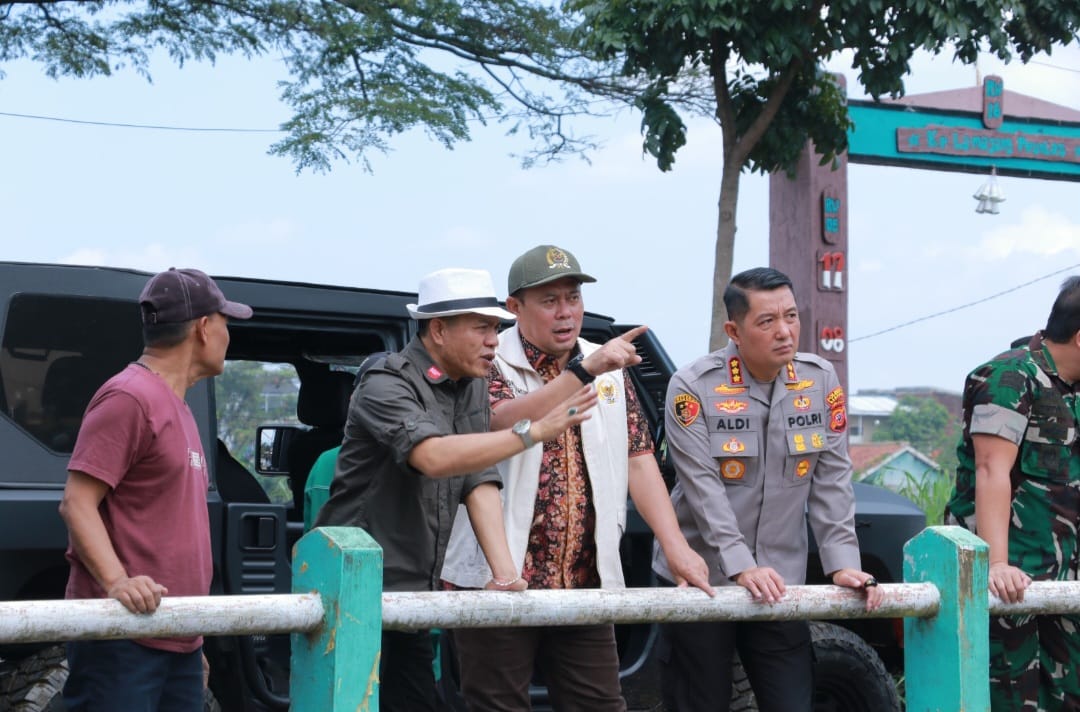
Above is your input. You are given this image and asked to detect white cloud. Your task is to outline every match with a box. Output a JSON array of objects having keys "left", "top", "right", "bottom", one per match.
[
  {"left": 975, "top": 207, "right": 1080, "bottom": 259},
  {"left": 61, "top": 244, "right": 203, "bottom": 272},
  {"left": 59, "top": 248, "right": 108, "bottom": 267}
]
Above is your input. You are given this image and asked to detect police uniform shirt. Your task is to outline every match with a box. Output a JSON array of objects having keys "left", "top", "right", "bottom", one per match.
[{"left": 653, "top": 341, "right": 861, "bottom": 586}]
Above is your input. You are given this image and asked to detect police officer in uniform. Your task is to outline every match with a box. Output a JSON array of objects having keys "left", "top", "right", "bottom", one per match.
[
  {"left": 947, "top": 276, "right": 1080, "bottom": 711},
  {"left": 654, "top": 267, "right": 883, "bottom": 712}
]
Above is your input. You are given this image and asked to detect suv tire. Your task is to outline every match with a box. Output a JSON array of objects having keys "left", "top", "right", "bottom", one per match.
[
  {"left": 728, "top": 622, "right": 901, "bottom": 712},
  {"left": 809, "top": 622, "right": 900, "bottom": 712},
  {"left": 0, "top": 645, "right": 67, "bottom": 712},
  {"left": 0, "top": 645, "right": 224, "bottom": 712}
]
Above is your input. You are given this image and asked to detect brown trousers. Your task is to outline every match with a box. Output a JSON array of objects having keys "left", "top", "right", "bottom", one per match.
[{"left": 451, "top": 624, "right": 627, "bottom": 712}]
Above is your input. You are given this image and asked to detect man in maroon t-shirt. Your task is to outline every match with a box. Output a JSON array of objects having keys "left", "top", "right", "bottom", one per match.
[{"left": 59, "top": 268, "right": 251, "bottom": 712}]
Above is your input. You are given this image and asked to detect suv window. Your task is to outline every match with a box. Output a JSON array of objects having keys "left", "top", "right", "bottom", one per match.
[
  {"left": 215, "top": 360, "right": 301, "bottom": 505},
  {"left": 0, "top": 294, "right": 141, "bottom": 453}
]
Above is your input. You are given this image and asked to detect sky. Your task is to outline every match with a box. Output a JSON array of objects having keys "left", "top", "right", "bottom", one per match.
[{"left": 2, "top": 36, "right": 1079, "bottom": 395}]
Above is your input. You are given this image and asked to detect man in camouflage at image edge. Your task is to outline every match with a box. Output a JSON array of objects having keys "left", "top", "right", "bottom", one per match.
[{"left": 947, "top": 276, "right": 1080, "bottom": 712}]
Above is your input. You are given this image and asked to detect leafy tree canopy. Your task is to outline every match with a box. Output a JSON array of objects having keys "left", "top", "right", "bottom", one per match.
[
  {"left": 0, "top": 0, "right": 629, "bottom": 170},
  {"left": 568, "top": 0, "right": 1080, "bottom": 347},
  {"left": 872, "top": 395, "right": 960, "bottom": 469},
  {"left": 573, "top": 0, "right": 1080, "bottom": 172}
]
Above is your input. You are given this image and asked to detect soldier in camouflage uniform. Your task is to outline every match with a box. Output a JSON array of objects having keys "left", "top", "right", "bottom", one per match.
[{"left": 947, "top": 276, "right": 1080, "bottom": 712}]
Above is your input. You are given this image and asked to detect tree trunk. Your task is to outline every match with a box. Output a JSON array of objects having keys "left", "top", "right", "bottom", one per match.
[{"left": 709, "top": 158, "right": 742, "bottom": 351}]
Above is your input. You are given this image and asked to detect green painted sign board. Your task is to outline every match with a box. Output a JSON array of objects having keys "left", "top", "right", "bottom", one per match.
[{"left": 847, "top": 100, "right": 1080, "bottom": 181}]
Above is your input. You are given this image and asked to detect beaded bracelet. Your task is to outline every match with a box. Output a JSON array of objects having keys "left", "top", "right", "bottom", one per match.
[{"left": 489, "top": 576, "right": 522, "bottom": 588}]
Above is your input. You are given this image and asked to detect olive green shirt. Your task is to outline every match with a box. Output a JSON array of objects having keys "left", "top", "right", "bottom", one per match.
[{"left": 313, "top": 337, "right": 501, "bottom": 592}]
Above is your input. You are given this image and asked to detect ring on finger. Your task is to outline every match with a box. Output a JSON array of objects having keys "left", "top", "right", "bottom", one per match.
[{"left": 568, "top": 407, "right": 578, "bottom": 416}]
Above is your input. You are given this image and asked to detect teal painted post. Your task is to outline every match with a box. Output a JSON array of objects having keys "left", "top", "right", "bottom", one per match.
[
  {"left": 904, "top": 525, "right": 989, "bottom": 711},
  {"left": 291, "top": 527, "right": 383, "bottom": 711}
]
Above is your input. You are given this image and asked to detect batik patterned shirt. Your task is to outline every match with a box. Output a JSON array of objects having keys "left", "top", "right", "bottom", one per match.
[{"left": 488, "top": 335, "right": 653, "bottom": 589}]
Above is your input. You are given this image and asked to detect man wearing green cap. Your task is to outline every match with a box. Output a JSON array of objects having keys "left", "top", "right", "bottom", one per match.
[{"left": 442, "top": 246, "right": 712, "bottom": 711}]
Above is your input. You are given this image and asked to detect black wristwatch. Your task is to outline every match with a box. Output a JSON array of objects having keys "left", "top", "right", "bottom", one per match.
[
  {"left": 566, "top": 353, "right": 595, "bottom": 385},
  {"left": 512, "top": 419, "right": 536, "bottom": 449}
]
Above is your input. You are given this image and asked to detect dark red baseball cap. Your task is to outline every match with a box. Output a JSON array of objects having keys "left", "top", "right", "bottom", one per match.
[{"left": 139, "top": 268, "right": 253, "bottom": 325}]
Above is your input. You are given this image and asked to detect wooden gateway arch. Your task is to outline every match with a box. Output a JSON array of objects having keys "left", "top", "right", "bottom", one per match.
[{"left": 769, "top": 75, "right": 1080, "bottom": 394}]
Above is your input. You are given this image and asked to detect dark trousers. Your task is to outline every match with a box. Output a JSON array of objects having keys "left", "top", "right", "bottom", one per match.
[
  {"left": 659, "top": 618, "right": 813, "bottom": 712},
  {"left": 452, "top": 624, "right": 626, "bottom": 712},
  {"left": 380, "top": 629, "right": 439, "bottom": 712},
  {"left": 64, "top": 639, "right": 203, "bottom": 712}
]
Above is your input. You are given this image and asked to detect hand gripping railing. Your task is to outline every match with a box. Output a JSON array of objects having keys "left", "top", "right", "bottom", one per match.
[{"left": 4, "top": 526, "right": 1076, "bottom": 711}]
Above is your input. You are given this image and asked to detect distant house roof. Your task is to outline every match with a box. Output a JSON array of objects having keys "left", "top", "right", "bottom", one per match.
[
  {"left": 851, "top": 441, "right": 942, "bottom": 481},
  {"left": 849, "top": 395, "right": 898, "bottom": 417},
  {"left": 850, "top": 441, "right": 905, "bottom": 474}
]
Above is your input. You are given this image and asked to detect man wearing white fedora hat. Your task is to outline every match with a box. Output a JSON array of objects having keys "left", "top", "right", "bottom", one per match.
[{"left": 314, "top": 267, "right": 593, "bottom": 711}]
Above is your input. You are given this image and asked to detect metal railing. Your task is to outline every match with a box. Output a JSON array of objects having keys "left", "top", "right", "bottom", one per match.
[{"left": 3, "top": 526, "right": 1069, "bottom": 711}]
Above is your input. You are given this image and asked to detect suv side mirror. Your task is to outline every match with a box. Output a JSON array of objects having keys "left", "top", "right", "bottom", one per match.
[{"left": 256, "top": 425, "right": 302, "bottom": 476}]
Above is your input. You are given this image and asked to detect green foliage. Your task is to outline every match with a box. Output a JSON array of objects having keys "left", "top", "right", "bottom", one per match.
[
  {"left": 567, "top": 0, "right": 1080, "bottom": 350},
  {"left": 896, "top": 468, "right": 956, "bottom": 527},
  {"left": 570, "top": 0, "right": 1080, "bottom": 172},
  {"left": 872, "top": 395, "right": 960, "bottom": 471},
  {"left": 0, "top": 0, "right": 629, "bottom": 171}
]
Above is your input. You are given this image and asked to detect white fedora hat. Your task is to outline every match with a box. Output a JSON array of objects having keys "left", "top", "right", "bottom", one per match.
[{"left": 406, "top": 268, "right": 516, "bottom": 321}]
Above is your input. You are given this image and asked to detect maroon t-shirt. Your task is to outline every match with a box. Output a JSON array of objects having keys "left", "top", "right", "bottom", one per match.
[{"left": 65, "top": 363, "right": 212, "bottom": 653}]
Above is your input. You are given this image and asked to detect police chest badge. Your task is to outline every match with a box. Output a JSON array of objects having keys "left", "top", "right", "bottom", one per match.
[
  {"left": 722, "top": 436, "right": 746, "bottom": 454},
  {"left": 714, "top": 399, "right": 748, "bottom": 414},
  {"left": 720, "top": 459, "right": 746, "bottom": 480},
  {"left": 673, "top": 393, "right": 701, "bottom": 428}
]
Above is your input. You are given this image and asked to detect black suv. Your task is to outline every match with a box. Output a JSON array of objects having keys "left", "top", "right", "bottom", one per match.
[{"left": 0, "top": 261, "right": 924, "bottom": 711}]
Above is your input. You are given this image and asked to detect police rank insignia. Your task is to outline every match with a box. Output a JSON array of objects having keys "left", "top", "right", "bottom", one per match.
[
  {"left": 786, "top": 363, "right": 798, "bottom": 382},
  {"left": 714, "top": 399, "right": 748, "bottom": 414},
  {"left": 720, "top": 460, "right": 746, "bottom": 480},
  {"left": 795, "top": 459, "right": 811, "bottom": 478},
  {"left": 728, "top": 357, "right": 744, "bottom": 384},
  {"left": 722, "top": 436, "right": 746, "bottom": 454},
  {"left": 596, "top": 377, "right": 619, "bottom": 404},
  {"left": 714, "top": 383, "right": 748, "bottom": 395},
  {"left": 673, "top": 393, "right": 701, "bottom": 428}
]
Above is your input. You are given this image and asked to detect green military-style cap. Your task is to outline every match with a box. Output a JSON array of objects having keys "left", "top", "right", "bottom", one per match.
[{"left": 507, "top": 245, "right": 597, "bottom": 295}]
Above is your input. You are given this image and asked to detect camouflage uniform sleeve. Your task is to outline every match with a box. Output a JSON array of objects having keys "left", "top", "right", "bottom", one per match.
[{"left": 966, "top": 361, "right": 1031, "bottom": 446}]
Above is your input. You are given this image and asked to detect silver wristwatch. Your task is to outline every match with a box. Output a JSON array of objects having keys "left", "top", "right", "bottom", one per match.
[{"left": 512, "top": 419, "right": 536, "bottom": 449}]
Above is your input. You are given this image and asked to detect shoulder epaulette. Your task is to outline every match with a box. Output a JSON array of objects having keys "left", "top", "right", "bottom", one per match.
[{"left": 684, "top": 351, "right": 727, "bottom": 379}]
